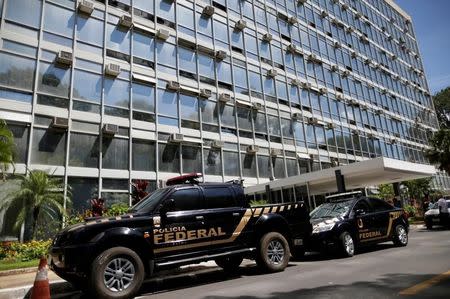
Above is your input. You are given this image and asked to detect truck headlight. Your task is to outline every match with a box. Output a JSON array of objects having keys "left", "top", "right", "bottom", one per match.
[{"left": 313, "top": 223, "right": 335, "bottom": 234}]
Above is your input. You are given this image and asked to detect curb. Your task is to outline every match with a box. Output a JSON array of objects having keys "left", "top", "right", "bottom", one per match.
[{"left": 0, "top": 267, "right": 37, "bottom": 277}]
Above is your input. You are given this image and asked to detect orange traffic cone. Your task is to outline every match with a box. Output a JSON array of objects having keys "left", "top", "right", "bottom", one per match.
[{"left": 30, "top": 257, "right": 51, "bottom": 299}]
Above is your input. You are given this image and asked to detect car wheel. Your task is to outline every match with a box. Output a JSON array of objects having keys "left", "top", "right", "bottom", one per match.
[
  {"left": 89, "top": 247, "right": 145, "bottom": 299},
  {"left": 339, "top": 232, "right": 355, "bottom": 257},
  {"left": 215, "top": 256, "right": 243, "bottom": 272},
  {"left": 393, "top": 224, "right": 408, "bottom": 247},
  {"left": 256, "top": 232, "right": 290, "bottom": 272}
]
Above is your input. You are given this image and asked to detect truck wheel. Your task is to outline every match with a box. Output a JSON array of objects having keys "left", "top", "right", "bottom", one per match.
[
  {"left": 89, "top": 247, "right": 145, "bottom": 299},
  {"left": 256, "top": 232, "right": 290, "bottom": 272},
  {"left": 215, "top": 256, "right": 243, "bottom": 272},
  {"left": 339, "top": 232, "right": 355, "bottom": 257},
  {"left": 393, "top": 224, "right": 408, "bottom": 247}
]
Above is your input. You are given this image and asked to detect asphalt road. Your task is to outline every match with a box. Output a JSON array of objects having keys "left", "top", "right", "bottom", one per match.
[{"left": 49, "top": 226, "right": 450, "bottom": 299}]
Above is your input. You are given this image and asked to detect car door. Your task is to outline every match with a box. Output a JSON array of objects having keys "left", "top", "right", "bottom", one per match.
[
  {"left": 153, "top": 187, "right": 209, "bottom": 259},
  {"left": 368, "top": 198, "right": 395, "bottom": 240},
  {"left": 352, "top": 198, "right": 375, "bottom": 244},
  {"left": 202, "top": 186, "right": 247, "bottom": 250}
]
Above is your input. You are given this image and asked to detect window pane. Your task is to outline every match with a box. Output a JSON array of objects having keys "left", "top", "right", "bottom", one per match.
[
  {"left": 68, "top": 177, "right": 98, "bottom": 212},
  {"left": 200, "top": 100, "right": 218, "bottom": 124},
  {"left": 104, "top": 78, "right": 130, "bottom": 108},
  {"left": 132, "top": 82, "right": 154, "bottom": 112},
  {"left": 5, "top": 0, "right": 41, "bottom": 28},
  {"left": 159, "top": 143, "right": 180, "bottom": 173},
  {"left": 171, "top": 188, "right": 202, "bottom": 211},
  {"left": 180, "top": 94, "right": 199, "bottom": 121},
  {"left": 258, "top": 155, "right": 270, "bottom": 178},
  {"left": 204, "top": 148, "right": 221, "bottom": 175},
  {"left": 102, "top": 137, "right": 129, "bottom": 169},
  {"left": 223, "top": 151, "right": 239, "bottom": 176},
  {"left": 241, "top": 154, "right": 256, "bottom": 177},
  {"left": 205, "top": 187, "right": 235, "bottom": 208},
  {"left": 73, "top": 70, "right": 102, "bottom": 103},
  {"left": 69, "top": 133, "right": 99, "bottom": 167},
  {"left": 9, "top": 124, "right": 29, "bottom": 163},
  {"left": 182, "top": 145, "right": 201, "bottom": 173},
  {"left": 107, "top": 24, "right": 131, "bottom": 54},
  {"left": 37, "top": 62, "right": 71, "bottom": 98},
  {"left": 77, "top": 17, "right": 104, "bottom": 46},
  {"left": 132, "top": 139, "right": 155, "bottom": 171},
  {"left": 133, "top": 32, "right": 154, "bottom": 61},
  {"left": 44, "top": 3, "right": 74, "bottom": 38},
  {"left": 0, "top": 53, "right": 35, "bottom": 91},
  {"left": 31, "top": 128, "right": 66, "bottom": 166},
  {"left": 157, "top": 89, "right": 178, "bottom": 117}
]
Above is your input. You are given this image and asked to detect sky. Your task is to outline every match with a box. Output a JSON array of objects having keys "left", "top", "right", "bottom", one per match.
[{"left": 395, "top": 0, "right": 450, "bottom": 94}]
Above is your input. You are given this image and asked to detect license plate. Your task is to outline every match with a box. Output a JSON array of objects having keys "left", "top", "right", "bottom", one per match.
[
  {"left": 432, "top": 218, "right": 440, "bottom": 223},
  {"left": 294, "top": 239, "right": 303, "bottom": 246}
]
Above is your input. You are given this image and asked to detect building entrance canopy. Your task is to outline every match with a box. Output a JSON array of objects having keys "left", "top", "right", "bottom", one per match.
[{"left": 244, "top": 157, "right": 436, "bottom": 196}]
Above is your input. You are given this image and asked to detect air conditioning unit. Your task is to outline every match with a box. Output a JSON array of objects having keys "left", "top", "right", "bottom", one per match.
[
  {"left": 351, "top": 51, "right": 357, "bottom": 58},
  {"left": 287, "top": 43, "right": 297, "bottom": 53},
  {"left": 381, "top": 88, "right": 388, "bottom": 94},
  {"left": 301, "top": 82, "right": 312, "bottom": 89},
  {"left": 105, "top": 63, "right": 121, "bottom": 77},
  {"left": 320, "top": 10, "right": 328, "bottom": 18},
  {"left": 267, "top": 69, "right": 278, "bottom": 78},
  {"left": 55, "top": 51, "right": 73, "bottom": 67},
  {"left": 393, "top": 74, "right": 400, "bottom": 81},
  {"left": 235, "top": 19, "right": 247, "bottom": 31},
  {"left": 156, "top": 28, "right": 170, "bottom": 40},
  {"left": 319, "top": 87, "right": 327, "bottom": 95},
  {"left": 200, "top": 89, "right": 212, "bottom": 98},
  {"left": 308, "top": 117, "right": 319, "bottom": 125},
  {"left": 118, "top": 15, "right": 133, "bottom": 29},
  {"left": 375, "top": 109, "right": 383, "bottom": 115},
  {"left": 355, "top": 12, "right": 363, "bottom": 19},
  {"left": 348, "top": 99, "right": 359, "bottom": 107},
  {"left": 270, "top": 148, "right": 281, "bottom": 156},
  {"left": 291, "top": 78, "right": 301, "bottom": 86},
  {"left": 336, "top": 93, "right": 344, "bottom": 101},
  {"left": 103, "top": 123, "right": 119, "bottom": 136},
  {"left": 364, "top": 58, "right": 371, "bottom": 65},
  {"left": 390, "top": 138, "right": 397, "bottom": 144},
  {"left": 331, "top": 65, "right": 339, "bottom": 72},
  {"left": 78, "top": 0, "right": 94, "bottom": 15},
  {"left": 307, "top": 53, "right": 320, "bottom": 63},
  {"left": 211, "top": 140, "right": 224, "bottom": 148},
  {"left": 166, "top": 81, "right": 180, "bottom": 91},
  {"left": 333, "top": 41, "right": 341, "bottom": 48},
  {"left": 367, "top": 133, "right": 375, "bottom": 139},
  {"left": 219, "top": 93, "right": 231, "bottom": 102},
  {"left": 246, "top": 145, "right": 259, "bottom": 154},
  {"left": 327, "top": 123, "right": 336, "bottom": 130},
  {"left": 169, "top": 133, "right": 184, "bottom": 143},
  {"left": 360, "top": 35, "right": 369, "bottom": 44},
  {"left": 51, "top": 117, "right": 69, "bottom": 129},
  {"left": 288, "top": 16, "right": 298, "bottom": 25},
  {"left": 263, "top": 33, "right": 273, "bottom": 42},
  {"left": 297, "top": 0, "right": 307, "bottom": 4},
  {"left": 202, "top": 5, "right": 215, "bottom": 17},
  {"left": 346, "top": 26, "right": 354, "bottom": 33},
  {"left": 252, "top": 102, "right": 263, "bottom": 110},
  {"left": 342, "top": 70, "right": 350, "bottom": 77},
  {"left": 292, "top": 113, "right": 302, "bottom": 120},
  {"left": 387, "top": 34, "right": 393, "bottom": 41},
  {"left": 352, "top": 129, "right": 361, "bottom": 135},
  {"left": 391, "top": 54, "right": 397, "bottom": 60},
  {"left": 215, "top": 50, "right": 227, "bottom": 60},
  {"left": 341, "top": 3, "right": 349, "bottom": 10}
]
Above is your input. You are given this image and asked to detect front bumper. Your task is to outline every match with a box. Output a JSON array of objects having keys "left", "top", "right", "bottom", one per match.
[
  {"left": 49, "top": 243, "right": 96, "bottom": 280},
  {"left": 306, "top": 231, "right": 339, "bottom": 252}
]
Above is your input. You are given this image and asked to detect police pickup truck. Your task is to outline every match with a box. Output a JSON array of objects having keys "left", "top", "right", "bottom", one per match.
[{"left": 50, "top": 174, "right": 311, "bottom": 299}]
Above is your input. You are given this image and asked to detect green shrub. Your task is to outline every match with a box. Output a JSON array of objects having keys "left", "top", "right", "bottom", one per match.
[
  {"left": 250, "top": 199, "right": 269, "bottom": 207},
  {"left": 404, "top": 204, "right": 417, "bottom": 218},
  {"left": 0, "top": 240, "right": 52, "bottom": 262},
  {"left": 104, "top": 203, "right": 130, "bottom": 217}
]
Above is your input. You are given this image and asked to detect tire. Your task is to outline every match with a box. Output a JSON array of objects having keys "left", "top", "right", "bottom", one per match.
[
  {"left": 291, "top": 247, "right": 305, "bottom": 260},
  {"left": 89, "top": 247, "right": 145, "bottom": 299},
  {"left": 338, "top": 232, "right": 355, "bottom": 257},
  {"left": 393, "top": 224, "right": 408, "bottom": 247},
  {"left": 256, "top": 232, "right": 290, "bottom": 273},
  {"left": 215, "top": 255, "right": 243, "bottom": 272},
  {"left": 425, "top": 221, "right": 433, "bottom": 230}
]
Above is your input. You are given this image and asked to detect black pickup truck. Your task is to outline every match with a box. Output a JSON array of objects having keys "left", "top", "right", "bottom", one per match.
[{"left": 50, "top": 174, "right": 311, "bottom": 299}]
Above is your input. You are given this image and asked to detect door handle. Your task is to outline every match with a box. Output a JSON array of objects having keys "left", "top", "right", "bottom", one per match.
[
  {"left": 196, "top": 216, "right": 204, "bottom": 220},
  {"left": 232, "top": 213, "right": 241, "bottom": 217}
]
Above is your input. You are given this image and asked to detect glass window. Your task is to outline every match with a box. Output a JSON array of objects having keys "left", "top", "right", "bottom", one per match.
[
  {"left": 182, "top": 145, "right": 201, "bottom": 173},
  {"left": 5, "top": 0, "right": 41, "bottom": 28},
  {"left": 0, "top": 53, "right": 35, "bottom": 91},
  {"left": 134, "top": 0, "right": 154, "bottom": 14},
  {"left": 180, "top": 94, "right": 199, "bottom": 121},
  {"left": 37, "top": 62, "right": 71, "bottom": 98},
  {"left": 273, "top": 157, "right": 286, "bottom": 178},
  {"left": 44, "top": 3, "right": 74, "bottom": 38},
  {"left": 258, "top": 155, "right": 271, "bottom": 178},
  {"left": 107, "top": 24, "right": 131, "bottom": 54},
  {"left": 133, "top": 31, "right": 154, "bottom": 61},
  {"left": 104, "top": 78, "right": 130, "bottom": 108},
  {"left": 69, "top": 133, "right": 99, "bottom": 167},
  {"left": 157, "top": 89, "right": 178, "bottom": 118},
  {"left": 223, "top": 151, "right": 239, "bottom": 176},
  {"left": 159, "top": 143, "right": 180, "bottom": 173},
  {"left": 132, "top": 139, "right": 155, "bottom": 171},
  {"left": 268, "top": 115, "right": 281, "bottom": 136},
  {"left": 158, "top": 0, "right": 175, "bottom": 22},
  {"left": 217, "top": 61, "right": 232, "bottom": 84},
  {"left": 286, "top": 159, "right": 298, "bottom": 177},
  {"left": 241, "top": 154, "right": 256, "bottom": 177},
  {"left": 31, "top": 128, "right": 66, "bottom": 166},
  {"left": 68, "top": 177, "right": 98, "bottom": 212},
  {"left": 237, "top": 107, "right": 252, "bottom": 131},
  {"left": 132, "top": 82, "right": 154, "bottom": 112},
  {"left": 156, "top": 42, "right": 176, "bottom": 67},
  {"left": 8, "top": 124, "right": 29, "bottom": 163},
  {"left": 205, "top": 187, "right": 236, "bottom": 209},
  {"left": 220, "top": 104, "right": 236, "bottom": 127},
  {"left": 177, "top": 5, "right": 194, "bottom": 29},
  {"left": 170, "top": 188, "right": 202, "bottom": 211},
  {"left": 102, "top": 137, "right": 129, "bottom": 169},
  {"left": 204, "top": 148, "right": 221, "bottom": 175},
  {"left": 198, "top": 54, "right": 215, "bottom": 79},
  {"left": 73, "top": 70, "right": 102, "bottom": 103},
  {"left": 200, "top": 100, "right": 218, "bottom": 125},
  {"left": 254, "top": 112, "right": 267, "bottom": 134},
  {"left": 178, "top": 47, "right": 197, "bottom": 73}
]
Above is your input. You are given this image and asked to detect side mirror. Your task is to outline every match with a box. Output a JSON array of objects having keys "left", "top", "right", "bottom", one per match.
[
  {"left": 160, "top": 198, "right": 175, "bottom": 216},
  {"left": 355, "top": 209, "right": 366, "bottom": 216}
]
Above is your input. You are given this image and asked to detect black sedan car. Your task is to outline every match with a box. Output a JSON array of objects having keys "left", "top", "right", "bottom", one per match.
[{"left": 307, "top": 193, "right": 409, "bottom": 257}]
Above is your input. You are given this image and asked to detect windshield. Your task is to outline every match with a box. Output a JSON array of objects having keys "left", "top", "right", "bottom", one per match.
[
  {"left": 130, "top": 188, "right": 171, "bottom": 214},
  {"left": 310, "top": 200, "right": 353, "bottom": 219}
]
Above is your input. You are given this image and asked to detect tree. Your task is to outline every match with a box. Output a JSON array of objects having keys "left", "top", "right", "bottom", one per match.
[
  {"left": 0, "top": 120, "right": 15, "bottom": 181},
  {"left": 432, "top": 87, "right": 450, "bottom": 128},
  {"left": 0, "top": 170, "right": 70, "bottom": 241},
  {"left": 403, "top": 178, "right": 433, "bottom": 200},
  {"left": 425, "top": 129, "right": 450, "bottom": 174},
  {"left": 375, "top": 184, "right": 394, "bottom": 200}
]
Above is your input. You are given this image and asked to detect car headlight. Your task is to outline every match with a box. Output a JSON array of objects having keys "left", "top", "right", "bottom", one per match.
[{"left": 312, "top": 223, "right": 335, "bottom": 234}]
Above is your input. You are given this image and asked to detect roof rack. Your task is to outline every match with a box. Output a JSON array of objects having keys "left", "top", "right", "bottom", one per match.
[
  {"left": 325, "top": 191, "right": 363, "bottom": 201},
  {"left": 166, "top": 173, "right": 203, "bottom": 186}
]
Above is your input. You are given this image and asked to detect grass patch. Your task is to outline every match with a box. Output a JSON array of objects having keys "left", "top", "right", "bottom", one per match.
[{"left": 0, "top": 259, "right": 40, "bottom": 272}]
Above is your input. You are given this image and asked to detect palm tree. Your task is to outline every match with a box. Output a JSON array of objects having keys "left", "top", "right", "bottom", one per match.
[
  {"left": 0, "top": 119, "right": 15, "bottom": 181},
  {"left": 0, "top": 170, "right": 70, "bottom": 240}
]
